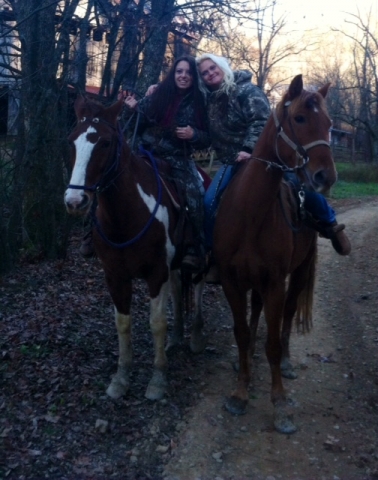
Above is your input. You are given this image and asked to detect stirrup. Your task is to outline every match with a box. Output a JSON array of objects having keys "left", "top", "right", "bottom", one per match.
[
  {"left": 205, "top": 265, "right": 221, "bottom": 285},
  {"left": 182, "top": 254, "right": 203, "bottom": 272}
]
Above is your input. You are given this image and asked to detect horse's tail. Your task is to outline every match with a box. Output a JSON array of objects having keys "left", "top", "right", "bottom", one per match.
[{"left": 295, "top": 242, "right": 317, "bottom": 333}]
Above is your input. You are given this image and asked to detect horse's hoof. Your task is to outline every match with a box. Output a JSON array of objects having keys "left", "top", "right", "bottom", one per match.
[
  {"left": 281, "top": 367, "right": 298, "bottom": 379},
  {"left": 224, "top": 395, "right": 248, "bottom": 415},
  {"left": 274, "top": 404, "right": 297, "bottom": 434},
  {"left": 281, "top": 359, "right": 298, "bottom": 379},
  {"left": 190, "top": 333, "right": 206, "bottom": 354},
  {"left": 106, "top": 380, "right": 129, "bottom": 399},
  {"left": 145, "top": 370, "right": 167, "bottom": 401}
]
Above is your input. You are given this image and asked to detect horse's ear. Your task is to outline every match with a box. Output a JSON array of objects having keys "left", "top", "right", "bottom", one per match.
[
  {"left": 104, "top": 99, "right": 124, "bottom": 126},
  {"left": 74, "top": 96, "right": 87, "bottom": 118},
  {"left": 287, "top": 75, "right": 303, "bottom": 101},
  {"left": 318, "top": 82, "right": 331, "bottom": 99}
]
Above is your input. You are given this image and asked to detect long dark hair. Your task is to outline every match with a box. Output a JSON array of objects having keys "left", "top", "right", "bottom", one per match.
[{"left": 146, "top": 55, "right": 207, "bottom": 129}]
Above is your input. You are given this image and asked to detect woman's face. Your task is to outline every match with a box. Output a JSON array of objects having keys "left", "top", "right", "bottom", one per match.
[
  {"left": 198, "top": 59, "right": 225, "bottom": 90},
  {"left": 174, "top": 61, "right": 193, "bottom": 91}
]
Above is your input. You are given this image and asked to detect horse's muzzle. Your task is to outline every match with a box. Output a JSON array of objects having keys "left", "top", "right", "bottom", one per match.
[
  {"left": 302, "top": 164, "right": 337, "bottom": 193},
  {"left": 64, "top": 190, "right": 91, "bottom": 216}
]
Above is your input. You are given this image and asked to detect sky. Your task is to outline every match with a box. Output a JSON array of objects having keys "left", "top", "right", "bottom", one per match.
[{"left": 277, "top": 0, "right": 377, "bottom": 32}]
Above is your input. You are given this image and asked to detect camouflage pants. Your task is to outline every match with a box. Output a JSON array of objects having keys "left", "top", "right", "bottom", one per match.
[{"left": 164, "top": 155, "right": 205, "bottom": 250}]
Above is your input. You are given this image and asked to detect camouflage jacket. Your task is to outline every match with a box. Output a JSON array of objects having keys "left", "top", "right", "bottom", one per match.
[
  {"left": 206, "top": 70, "right": 271, "bottom": 163},
  {"left": 125, "top": 91, "right": 210, "bottom": 158}
]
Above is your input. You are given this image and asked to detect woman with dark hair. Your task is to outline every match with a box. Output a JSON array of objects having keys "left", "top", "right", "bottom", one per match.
[{"left": 124, "top": 55, "right": 210, "bottom": 271}]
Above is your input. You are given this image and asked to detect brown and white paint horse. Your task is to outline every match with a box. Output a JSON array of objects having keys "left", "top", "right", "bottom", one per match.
[
  {"left": 64, "top": 97, "right": 205, "bottom": 401},
  {"left": 214, "top": 75, "right": 336, "bottom": 433}
]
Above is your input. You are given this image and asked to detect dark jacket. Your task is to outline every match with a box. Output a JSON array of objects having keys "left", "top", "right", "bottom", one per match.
[
  {"left": 127, "top": 90, "right": 210, "bottom": 157},
  {"left": 206, "top": 70, "right": 271, "bottom": 163}
]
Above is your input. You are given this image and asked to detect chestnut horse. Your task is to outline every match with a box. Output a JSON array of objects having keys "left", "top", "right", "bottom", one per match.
[
  {"left": 64, "top": 97, "right": 206, "bottom": 401},
  {"left": 214, "top": 75, "right": 336, "bottom": 434}
]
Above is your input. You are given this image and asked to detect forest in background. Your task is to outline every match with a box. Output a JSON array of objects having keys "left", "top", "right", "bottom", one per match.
[{"left": 0, "top": 0, "right": 377, "bottom": 273}]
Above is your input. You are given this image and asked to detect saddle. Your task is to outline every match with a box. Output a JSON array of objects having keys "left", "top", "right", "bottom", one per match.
[{"left": 139, "top": 151, "right": 211, "bottom": 266}]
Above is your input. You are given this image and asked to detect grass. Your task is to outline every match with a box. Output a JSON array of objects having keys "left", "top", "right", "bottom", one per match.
[
  {"left": 330, "top": 162, "right": 378, "bottom": 199},
  {"left": 330, "top": 181, "right": 378, "bottom": 199}
]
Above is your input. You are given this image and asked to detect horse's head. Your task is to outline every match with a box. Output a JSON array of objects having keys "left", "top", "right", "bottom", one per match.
[
  {"left": 274, "top": 74, "right": 336, "bottom": 193},
  {"left": 64, "top": 96, "right": 124, "bottom": 216}
]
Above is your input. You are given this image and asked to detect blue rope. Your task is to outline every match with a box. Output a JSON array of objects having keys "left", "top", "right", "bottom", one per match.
[{"left": 92, "top": 145, "right": 162, "bottom": 249}]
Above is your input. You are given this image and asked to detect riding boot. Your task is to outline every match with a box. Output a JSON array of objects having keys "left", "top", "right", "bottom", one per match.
[
  {"left": 320, "top": 222, "right": 351, "bottom": 256},
  {"left": 80, "top": 230, "right": 95, "bottom": 258},
  {"left": 204, "top": 252, "right": 221, "bottom": 285},
  {"left": 182, "top": 241, "right": 206, "bottom": 273}
]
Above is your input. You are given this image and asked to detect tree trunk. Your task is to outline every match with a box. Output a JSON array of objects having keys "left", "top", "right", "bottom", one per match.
[{"left": 136, "top": 0, "right": 175, "bottom": 94}]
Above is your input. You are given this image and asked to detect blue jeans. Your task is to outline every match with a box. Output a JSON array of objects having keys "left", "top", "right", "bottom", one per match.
[
  {"left": 204, "top": 164, "right": 236, "bottom": 251},
  {"left": 304, "top": 190, "right": 336, "bottom": 224},
  {"left": 284, "top": 172, "right": 336, "bottom": 225}
]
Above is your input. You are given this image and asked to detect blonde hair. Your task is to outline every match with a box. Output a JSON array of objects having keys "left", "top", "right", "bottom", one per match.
[{"left": 196, "top": 53, "right": 235, "bottom": 96}]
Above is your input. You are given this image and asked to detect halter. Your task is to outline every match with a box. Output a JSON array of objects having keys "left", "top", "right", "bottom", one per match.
[
  {"left": 67, "top": 118, "right": 122, "bottom": 194},
  {"left": 250, "top": 104, "right": 330, "bottom": 173},
  {"left": 271, "top": 103, "right": 331, "bottom": 172},
  {"left": 250, "top": 102, "right": 331, "bottom": 232},
  {"left": 67, "top": 119, "right": 162, "bottom": 249}
]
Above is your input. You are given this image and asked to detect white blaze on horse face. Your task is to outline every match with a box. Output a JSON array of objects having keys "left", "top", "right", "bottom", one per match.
[
  {"left": 64, "top": 126, "right": 98, "bottom": 206},
  {"left": 136, "top": 184, "right": 175, "bottom": 265}
]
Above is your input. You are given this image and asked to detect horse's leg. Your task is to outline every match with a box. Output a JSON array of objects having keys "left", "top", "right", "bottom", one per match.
[
  {"left": 281, "top": 274, "right": 301, "bottom": 380},
  {"left": 190, "top": 278, "right": 206, "bottom": 353},
  {"left": 250, "top": 289, "right": 263, "bottom": 357},
  {"left": 222, "top": 280, "right": 250, "bottom": 415},
  {"left": 166, "top": 270, "right": 184, "bottom": 353},
  {"left": 145, "top": 280, "right": 170, "bottom": 401},
  {"left": 167, "top": 272, "right": 205, "bottom": 354},
  {"left": 230, "top": 289, "right": 262, "bottom": 375},
  {"left": 263, "top": 282, "right": 296, "bottom": 434},
  {"left": 106, "top": 282, "right": 133, "bottom": 399}
]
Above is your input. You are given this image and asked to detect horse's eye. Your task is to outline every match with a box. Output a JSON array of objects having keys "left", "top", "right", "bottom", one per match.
[
  {"left": 294, "top": 115, "right": 305, "bottom": 124},
  {"left": 80, "top": 117, "right": 86, "bottom": 123}
]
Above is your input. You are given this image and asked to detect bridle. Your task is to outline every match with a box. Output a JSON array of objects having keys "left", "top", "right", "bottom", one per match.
[
  {"left": 251, "top": 103, "right": 331, "bottom": 174},
  {"left": 66, "top": 118, "right": 162, "bottom": 249},
  {"left": 264, "top": 102, "right": 331, "bottom": 232},
  {"left": 67, "top": 118, "right": 123, "bottom": 194},
  {"left": 273, "top": 104, "right": 331, "bottom": 170}
]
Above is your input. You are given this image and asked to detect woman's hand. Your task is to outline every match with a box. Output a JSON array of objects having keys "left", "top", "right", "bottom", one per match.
[
  {"left": 176, "top": 125, "right": 194, "bottom": 140},
  {"left": 124, "top": 94, "right": 138, "bottom": 110},
  {"left": 146, "top": 84, "right": 158, "bottom": 96},
  {"left": 235, "top": 151, "right": 252, "bottom": 162}
]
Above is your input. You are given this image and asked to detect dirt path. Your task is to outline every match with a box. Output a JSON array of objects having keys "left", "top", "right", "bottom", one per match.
[
  {"left": 1, "top": 198, "right": 378, "bottom": 479},
  {"left": 163, "top": 198, "right": 378, "bottom": 480}
]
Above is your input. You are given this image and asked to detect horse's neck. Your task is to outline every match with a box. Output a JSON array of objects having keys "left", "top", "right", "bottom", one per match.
[
  {"left": 241, "top": 122, "right": 284, "bottom": 219},
  {"left": 98, "top": 150, "right": 140, "bottom": 223},
  {"left": 252, "top": 123, "right": 284, "bottom": 201}
]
